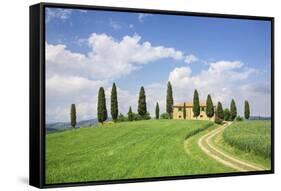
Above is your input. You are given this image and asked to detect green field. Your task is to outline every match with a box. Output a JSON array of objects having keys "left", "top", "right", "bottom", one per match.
[
  {"left": 223, "top": 121, "right": 271, "bottom": 158},
  {"left": 215, "top": 120, "right": 271, "bottom": 169},
  {"left": 46, "top": 120, "right": 235, "bottom": 184},
  {"left": 46, "top": 119, "right": 271, "bottom": 184}
]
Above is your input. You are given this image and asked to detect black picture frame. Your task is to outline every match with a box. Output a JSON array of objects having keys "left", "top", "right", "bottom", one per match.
[{"left": 30, "top": 2, "right": 275, "bottom": 189}]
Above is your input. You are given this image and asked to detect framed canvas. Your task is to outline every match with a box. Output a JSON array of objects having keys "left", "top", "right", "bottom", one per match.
[{"left": 29, "top": 2, "right": 274, "bottom": 188}]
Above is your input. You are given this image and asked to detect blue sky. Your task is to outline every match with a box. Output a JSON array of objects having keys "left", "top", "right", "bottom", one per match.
[{"left": 45, "top": 7, "right": 271, "bottom": 123}]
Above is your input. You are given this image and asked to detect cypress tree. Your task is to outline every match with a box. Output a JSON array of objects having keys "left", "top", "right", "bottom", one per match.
[
  {"left": 214, "top": 107, "right": 223, "bottom": 124},
  {"left": 97, "top": 87, "right": 107, "bottom": 124},
  {"left": 217, "top": 101, "right": 224, "bottom": 120},
  {"left": 223, "top": 108, "right": 231, "bottom": 121},
  {"left": 230, "top": 99, "right": 237, "bottom": 121},
  {"left": 70, "top": 104, "right": 76, "bottom": 128},
  {"left": 128, "top": 106, "right": 133, "bottom": 121},
  {"left": 244, "top": 100, "right": 250, "bottom": 119},
  {"left": 155, "top": 102, "right": 160, "bottom": 119},
  {"left": 138, "top": 86, "right": 147, "bottom": 117},
  {"left": 111, "top": 83, "right": 118, "bottom": 121},
  {"left": 206, "top": 94, "right": 214, "bottom": 119},
  {"left": 193, "top": 89, "right": 200, "bottom": 119},
  {"left": 166, "top": 81, "right": 174, "bottom": 119},
  {"left": 183, "top": 102, "right": 186, "bottom": 119}
]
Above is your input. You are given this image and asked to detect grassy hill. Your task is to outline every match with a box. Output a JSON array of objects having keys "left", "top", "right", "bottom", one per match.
[{"left": 46, "top": 120, "right": 235, "bottom": 184}]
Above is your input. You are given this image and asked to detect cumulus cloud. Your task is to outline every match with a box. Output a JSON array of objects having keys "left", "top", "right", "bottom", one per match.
[
  {"left": 46, "top": 8, "right": 72, "bottom": 22},
  {"left": 184, "top": 54, "right": 199, "bottom": 64},
  {"left": 239, "top": 83, "right": 271, "bottom": 116},
  {"left": 46, "top": 75, "right": 106, "bottom": 122},
  {"left": 109, "top": 19, "right": 122, "bottom": 30},
  {"left": 168, "top": 61, "right": 269, "bottom": 116},
  {"left": 46, "top": 33, "right": 185, "bottom": 79},
  {"left": 145, "top": 83, "right": 166, "bottom": 116},
  {"left": 46, "top": 75, "right": 104, "bottom": 96},
  {"left": 46, "top": 33, "right": 188, "bottom": 122},
  {"left": 46, "top": 33, "right": 270, "bottom": 122},
  {"left": 105, "top": 87, "right": 138, "bottom": 115}
]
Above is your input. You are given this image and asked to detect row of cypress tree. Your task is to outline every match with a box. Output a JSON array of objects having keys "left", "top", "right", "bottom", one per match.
[
  {"left": 96, "top": 82, "right": 175, "bottom": 123},
  {"left": 191, "top": 89, "right": 250, "bottom": 123},
  {"left": 96, "top": 84, "right": 149, "bottom": 124},
  {"left": 69, "top": 82, "right": 250, "bottom": 127}
]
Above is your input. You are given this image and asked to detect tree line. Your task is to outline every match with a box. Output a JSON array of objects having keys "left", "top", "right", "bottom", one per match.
[
  {"left": 96, "top": 82, "right": 174, "bottom": 124},
  {"left": 69, "top": 82, "right": 250, "bottom": 127},
  {"left": 191, "top": 89, "right": 250, "bottom": 124}
]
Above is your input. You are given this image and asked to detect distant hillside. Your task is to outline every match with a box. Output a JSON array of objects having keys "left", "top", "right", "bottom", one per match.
[
  {"left": 249, "top": 116, "right": 271, "bottom": 120},
  {"left": 46, "top": 118, "right": 98, "bottom": 132}
]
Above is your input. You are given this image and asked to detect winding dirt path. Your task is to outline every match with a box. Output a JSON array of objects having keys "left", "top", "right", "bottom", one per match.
[{"left": 198, "top": 122, "right": 265, "bottom": 171}]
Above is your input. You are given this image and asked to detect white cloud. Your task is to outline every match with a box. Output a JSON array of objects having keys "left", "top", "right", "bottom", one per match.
[
  {"left": 46, "top": 75, "right": 106, "bottom": 122},
  {"left": 46, "top": 75, "right": 104, "bottom": 96},
  {"left": 168, "top": 61, "right": 269, "bottom": 116},
  {"left": 207, "top": 61, "right": 258, "bottom": 80},
  {"left": 46, "top": 32, "right": 269, "bottom": 122},
  {"left": 138, "top": 13, "right": 151, "bottom": 22},
  {"left": 46, "top": 33, "right": 185, "bottom": 80},
  {"left": 168, "top": 67, "right": 192, "bottom": 88},
  {"left": 184, "top": 54, "right": 199, "bottom": 64},
  {"left": 105, "top": 87, "right": 138, "bottom": 115},
  {"left": 46, "top": 43, "right": 87, "bottom": 78},
  {"left": 46, "top": 59, "right": 269, "bottom": 122},
  {"left": 46, "top": 8, "right": 72, "bottom": 22},
  {"left": 209, "top": 60, "right": 242, "bottom": 72},
  {"left": 239, "top": 83, "right": 271, "bottom": 116},
  {"left": 46, "top": 33, "right": 189, "bottom": 122},
  {"left": 145, "top": 83, "right": 166, "bottom": 116},
  {"left": 109, "top": 19, "right": 122, "bottom": 30}
]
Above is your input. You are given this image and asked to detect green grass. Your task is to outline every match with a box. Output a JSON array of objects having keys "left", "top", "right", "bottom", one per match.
[
  {"left": 46, "top": 120, "right": 233, "bottom": 184},
  {"left": 212, "top": 129, "right": 270, "bottom": 169},
  {"left": 222, "top": 120, "right": 271, "bottom": 159},
  {"left": 183, "top": 124, "right": 236, "bottom": 172}
]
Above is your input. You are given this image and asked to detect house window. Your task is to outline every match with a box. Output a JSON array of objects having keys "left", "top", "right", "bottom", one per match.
[
  {"left": 201, "top": 107, "right": 205, "bottom": 111},
  {"left": 178, "top": 107, "right": 182, "bottom": 111}
]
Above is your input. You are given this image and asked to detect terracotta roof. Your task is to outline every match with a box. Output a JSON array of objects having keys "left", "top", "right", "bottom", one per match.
[{"left": 173, "top": 101, "right": 213, "bottom": 107}]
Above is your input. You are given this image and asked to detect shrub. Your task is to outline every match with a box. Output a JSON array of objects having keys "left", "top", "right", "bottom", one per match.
[
  {"left": 236, "top": 116, "right": 243, "bottom": 121},
  {"left": 185, "top": 122, "right": 213, "bottom": 139},
  {"left": 133, "top": 113, "right": 142, "bottom": 121},
  {"left": 117, "top": 113, "right": 128, "bottom": 122},
  {"left": 215, "top": 116, "right": 223, "bottom": 124},
  {"left": 160, "top": 112, "right": 169, "bottom": 119},
  {"left": 118, "top": 112, "right": 151, "bottom": 122},
  {"left": 143, "top": 112, "right": 151, "bottom": 120},
  {"left": 223, "top": 108, "right": 231, "bottom": 121}
]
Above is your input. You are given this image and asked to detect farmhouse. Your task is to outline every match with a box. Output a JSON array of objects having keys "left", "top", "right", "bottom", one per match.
[{"left": 173, "top": 101, "right": 215, "bottom": 121}]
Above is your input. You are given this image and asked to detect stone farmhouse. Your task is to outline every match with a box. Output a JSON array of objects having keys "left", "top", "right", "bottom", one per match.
[{"left": 173, "top": 101, "right": 215, "bottom": 121}]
